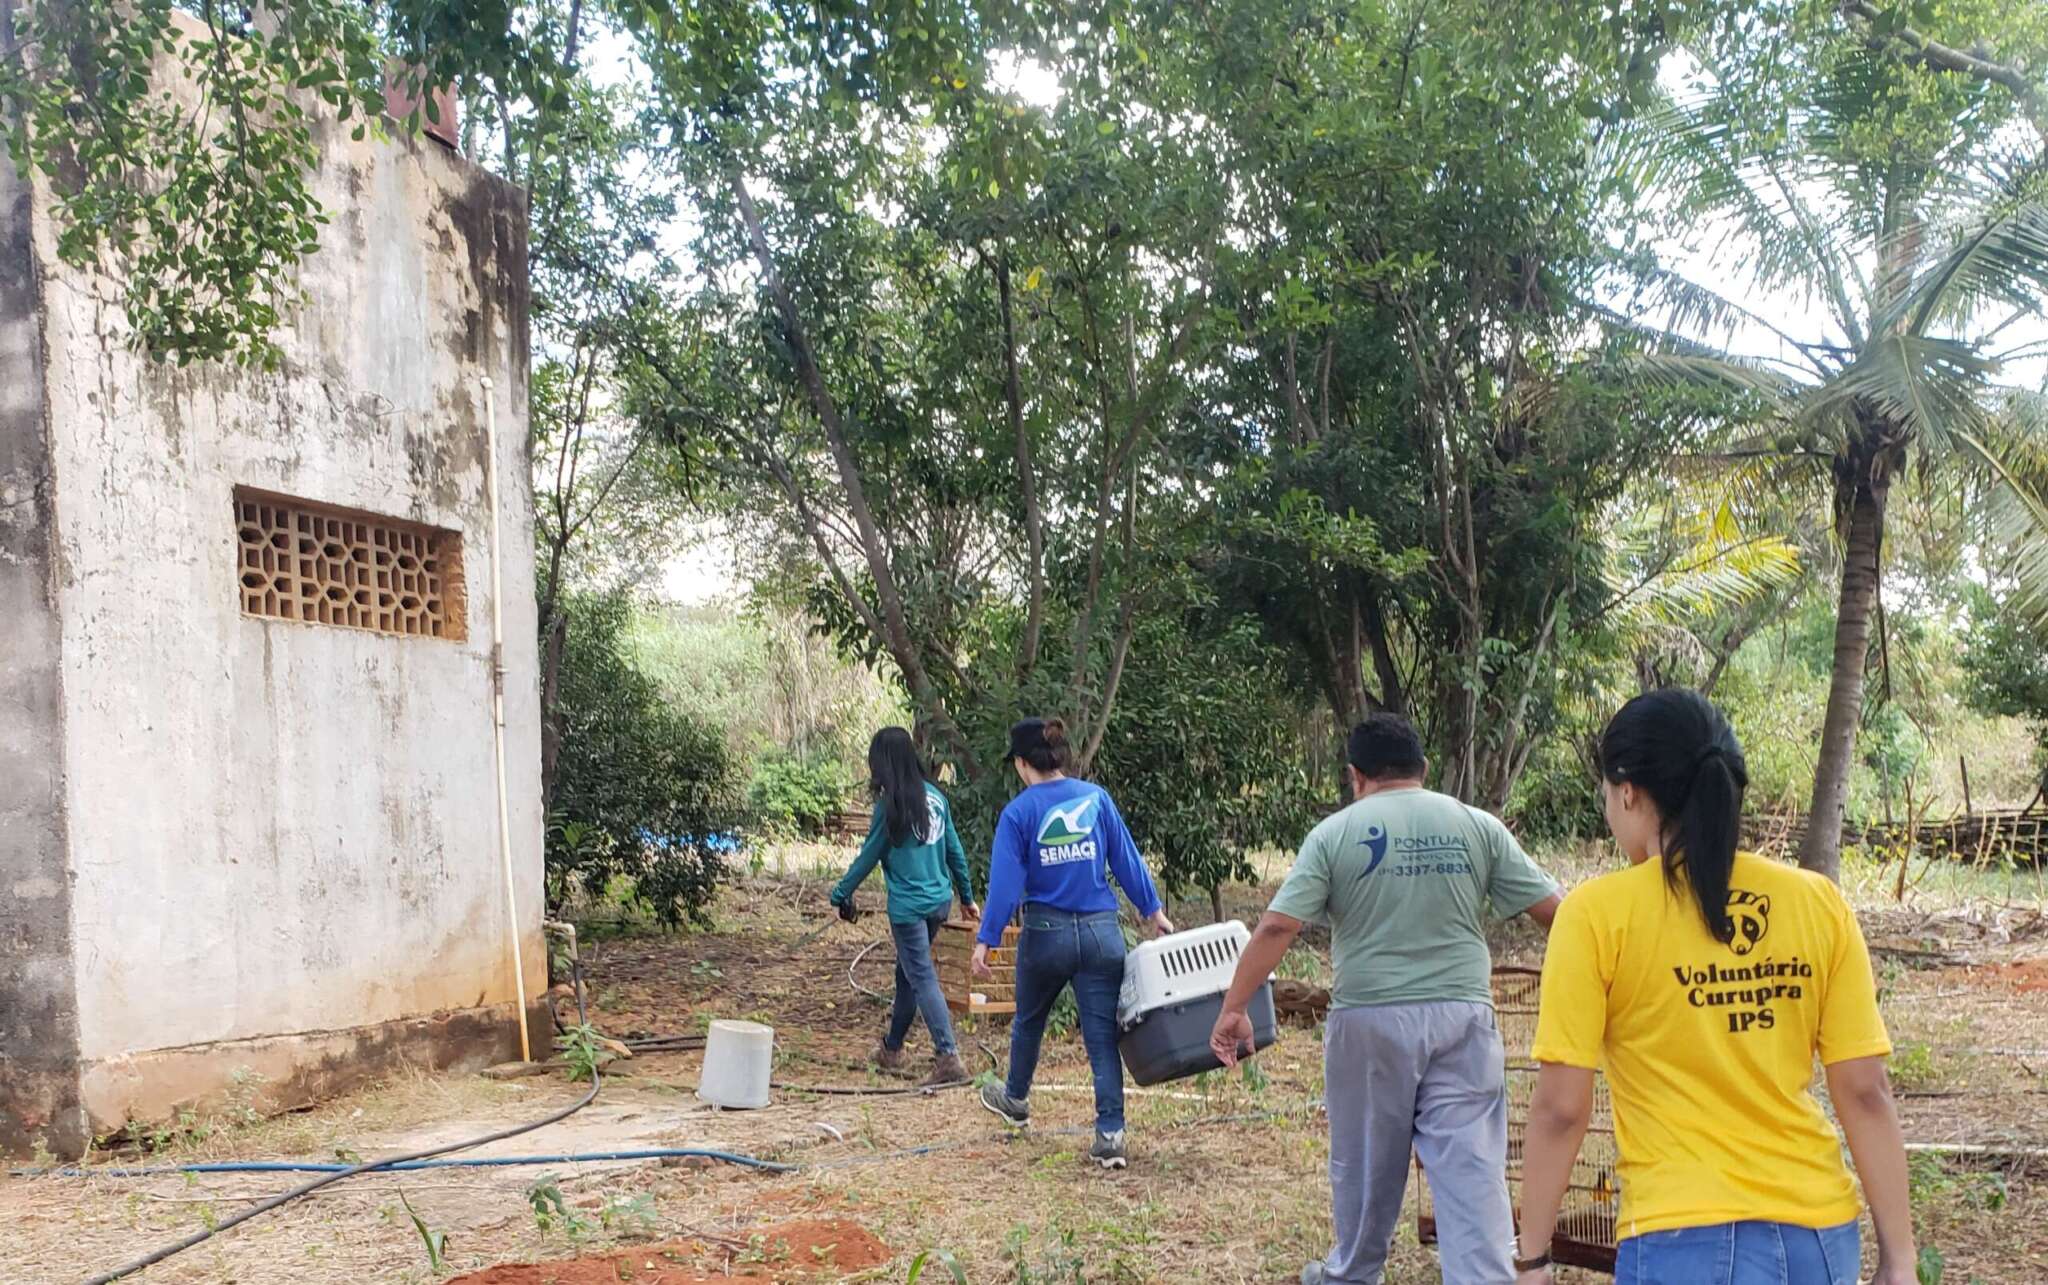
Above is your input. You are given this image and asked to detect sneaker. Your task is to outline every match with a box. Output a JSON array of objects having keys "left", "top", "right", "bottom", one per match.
[
  {"left": 978, "top": 1081, "right": 1030, "bottom": 1128},
  {"left": 923, "top": 1053, "right": 970, "bottom": 1087},
  {"left": 1089, "top": 1129, "right": 1127, "bottom": 1171},
  {"left": 1299, "top": 1263, "right": 1326, "bottom": 1285},
  {"left": 869, "top": 1041, "right": 906, "bottom": 1075}
]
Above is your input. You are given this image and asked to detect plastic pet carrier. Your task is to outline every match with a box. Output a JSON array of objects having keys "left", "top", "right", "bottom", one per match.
[{"left": 1116, "top": 921, "right": 1278, "bottom": 1086}]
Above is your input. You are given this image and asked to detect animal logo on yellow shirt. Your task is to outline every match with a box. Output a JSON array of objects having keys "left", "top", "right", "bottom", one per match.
[{"left": 1726, "top": 889, "right": 1771, "bottom": 956}]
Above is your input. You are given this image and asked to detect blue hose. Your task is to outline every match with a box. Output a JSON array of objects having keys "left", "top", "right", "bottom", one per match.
[{"left": 15, "top": 1147, "right": 794, "bottom": 1179}]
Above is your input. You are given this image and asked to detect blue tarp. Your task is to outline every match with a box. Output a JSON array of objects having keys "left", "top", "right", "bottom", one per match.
[{"left": 635, "top": 827, "right": 744, "bottom": 855}]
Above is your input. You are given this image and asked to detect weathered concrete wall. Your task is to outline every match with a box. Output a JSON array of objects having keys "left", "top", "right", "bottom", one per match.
[
  {"left": 0, "top": 144, "right": 88, "bottom": 1158},
  {"left": 17, "top": 13, "right": 544, "bottom": 1137}
]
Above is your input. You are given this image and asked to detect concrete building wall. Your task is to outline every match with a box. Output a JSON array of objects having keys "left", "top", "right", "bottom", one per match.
[
  {"left": 0, "top": 129, "right": 88, "bottom": 1159},
  {"left": 9, "top": 13, "right": 546, "bottom": 1137}
]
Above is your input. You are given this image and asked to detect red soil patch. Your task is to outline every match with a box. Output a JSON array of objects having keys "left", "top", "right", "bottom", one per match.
[
  {"left": 449, "top": 1219, "right": 889, "bottom": 1285},
  {"left": 1955, "top": 957, "right": 2048, "bottom": 994}
]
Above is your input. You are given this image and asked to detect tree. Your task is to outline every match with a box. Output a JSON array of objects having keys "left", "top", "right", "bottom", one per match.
[
  {"left": 1090, "top": 613, "right": 1321, "bottom": 922},
  {"left": 1160, "top": 0, "right": 1783, "bottom": 808},
  {"left": 547, "top": 590, "right": 740, "bottom": 925},
  {"left": 0, "top": 0, "right": 566, "bottom": 365},
  {"left": 1962, "top": 582, "right": 2048, "bottom": 804},
  {"left": 1627, "top": 1, "right": 2048, "bottom": 875}
]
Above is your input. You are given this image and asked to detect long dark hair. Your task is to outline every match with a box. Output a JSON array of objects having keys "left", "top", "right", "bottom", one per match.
[
  {"left": 869, "top": 727, "right": 932, "bottom": 847},
  {"left": 1599, "top": 688, "right": 1749, "bottom": 944}
]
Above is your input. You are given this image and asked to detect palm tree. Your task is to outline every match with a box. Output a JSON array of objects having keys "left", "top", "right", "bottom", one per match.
[{"left": 1623, "top": 35, "right": 2048, "bottom": 878}]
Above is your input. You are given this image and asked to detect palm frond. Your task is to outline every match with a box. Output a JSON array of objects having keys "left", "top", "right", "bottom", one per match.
[
  {"left": 1618, "top": 91, "right": 1868, "bottom": 342},
  {"left": 1961, "top": 390, "right": 2048, "bottom": 627},
  {"left": 1881, "top": 184, "right": 2048, "bottom": 341},
  {"left": 1602, "top": 259, "right": 1836, "bottom": 376},
  {"left": 1813, "top": 333, "right": 2002, "bottom": 450},
  {"left": 1604, "top": 492, "right": 1806, "bottom": 627},
  {"left": 1617, "top": 350, "right": 1807, "bottom": 402}
]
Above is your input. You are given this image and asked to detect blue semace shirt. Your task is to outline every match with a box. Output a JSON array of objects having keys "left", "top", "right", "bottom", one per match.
[{"left": 977, "top": 777, "right": 1163, "bottom": 947}]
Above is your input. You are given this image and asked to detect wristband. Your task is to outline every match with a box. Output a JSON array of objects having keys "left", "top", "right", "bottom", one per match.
[{"left": 1513, "top": 1250, "right": 1552, "bottom": 1272}]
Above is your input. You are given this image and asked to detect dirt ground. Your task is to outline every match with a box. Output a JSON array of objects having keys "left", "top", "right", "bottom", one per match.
[{"left": 6, "top": 851, "right": 2047, "bottom": 1284}]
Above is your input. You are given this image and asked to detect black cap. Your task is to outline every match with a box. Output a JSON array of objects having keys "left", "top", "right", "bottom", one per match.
[{"left": 1008, "top": 718, "right": 1048, "bottom": 761}]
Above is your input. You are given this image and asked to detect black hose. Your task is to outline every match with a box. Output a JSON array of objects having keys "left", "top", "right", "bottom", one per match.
[{"left": 84, "top": 942, "right": 606, "bottom": 1285}]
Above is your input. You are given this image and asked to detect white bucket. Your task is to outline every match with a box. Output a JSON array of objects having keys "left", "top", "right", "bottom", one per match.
[{"left": 696, "top": 1019, "right": 773, "bottom": 1109}]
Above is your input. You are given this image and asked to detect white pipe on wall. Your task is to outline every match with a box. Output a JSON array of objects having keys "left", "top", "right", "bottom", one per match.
[{"left": 481, "top": 373, "right": 532, "bottom": 1063}]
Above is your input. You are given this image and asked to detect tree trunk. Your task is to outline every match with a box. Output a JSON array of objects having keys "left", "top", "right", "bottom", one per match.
[
  {"left": 1209, "top": 882, "right": 1226, "bottom": 925},
  {"left": 536, "top": 536, "right": 569, "bottom": 810},
  {"left": 1800, "top": 461, "right": 1891, "bottom": 879},
  {"left": 729, "top": 173, "right": 983, "bottom": 780},
  {"left": 1361, "top": 592, "right": 1405, "bottom": 716},
  {"left": 997, "top": 252, "right": 1045, "bottom": 677}
]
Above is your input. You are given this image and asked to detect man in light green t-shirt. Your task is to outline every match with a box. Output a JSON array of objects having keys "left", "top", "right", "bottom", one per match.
[{"left": 1211, "top": 714, "right": 1561, "bottom": 1285}]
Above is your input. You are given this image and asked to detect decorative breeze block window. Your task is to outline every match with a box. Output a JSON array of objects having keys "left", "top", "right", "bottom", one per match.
[{"left": 236, "top": 488, "right": 467, "bottom": 640}]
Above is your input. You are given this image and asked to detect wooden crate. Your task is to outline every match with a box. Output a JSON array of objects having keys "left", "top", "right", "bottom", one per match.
[{"left": 934, "top": 919, "right": 1020, "bottom": 1016}]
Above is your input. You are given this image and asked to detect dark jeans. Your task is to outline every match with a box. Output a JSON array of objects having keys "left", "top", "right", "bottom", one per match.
[
  {"left": 1617, "top": 1220, "right": 1859, "bottom": 1285},
  {"left": 886, "top": 911, "right": 958, "bottom": 1056},
  {"left": 1005, "top": 905, "right": 1127, "bottom": 1133}
]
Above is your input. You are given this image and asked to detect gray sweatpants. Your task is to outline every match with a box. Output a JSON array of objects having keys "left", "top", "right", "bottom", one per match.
[{"left": 1319, "top": 1001, "right": 1515, "bottom": 1284}]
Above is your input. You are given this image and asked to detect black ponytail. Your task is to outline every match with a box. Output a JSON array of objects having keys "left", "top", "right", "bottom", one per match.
[
  {"left": 1599, "top": 688, "right": 1750, "bottom": 944},
  {"left": 868, "top": 727, "right": 932, "bottom": 848}
]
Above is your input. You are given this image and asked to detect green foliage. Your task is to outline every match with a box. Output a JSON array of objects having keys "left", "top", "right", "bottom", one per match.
[
  {"left": 1091, "top": 617, "right": 1321, "bottom": 904},
  {"left": 525, "top": 1175, "right": 589, "bottom": 1238},
  {"left": 548, "top": 590, "right": 741, "bottom": 927},
  {"left": 1003, "top": 1222, "right": 1087, "bottom": 1285},
  {"left": 599, "top": 1192, "right": 660, "bottom": 1236},
  {"left": 627, "top": 604, "right": 909, "bottom": 778},
  {"left": 397, "top": 1190, "right": 449, "bottom": 1272},
  {"left": 745, "top": 751, "right": 847, "bottom": 837},
  {"left": 1962, "top": 584, "right": 2048, "bottom": 772},
  {"left": 1907, "top": 1152, "right": 2009, "bottom": 1214},
  {"left": 0, "top": 0, "right": 388, "bottom": 366},
  {"left": 906, "top": 1248, "right": 968, "bottom": 1285},
  {"left": 1890, "top": 1039, "right": 1940, "bottom": 1091},
  {"left": 555, "top": 1023, "right": 603, "bottom": 1083}
]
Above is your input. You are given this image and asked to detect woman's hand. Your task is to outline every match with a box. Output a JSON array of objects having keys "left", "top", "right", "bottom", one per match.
[
  {"left": 1514, "top": 1269, "right": 1552, "bottom": 1285},
  {"left": 1869, "top": 1257, "right": 1916, "bottom": 1285},
  {"left": 961, "top": 901, "right": 981, "bottom": 921},
  {"left": 970, "top": 943, "right": 993, "bottom": 978},
  {"left": 1147, "top": 909, "right": 1176, "bottom": 937}
]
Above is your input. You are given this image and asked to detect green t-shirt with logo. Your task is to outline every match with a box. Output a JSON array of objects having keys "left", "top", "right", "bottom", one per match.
[{"left": 1268, "top": 786, "right": 1559, "bottom": 1010}]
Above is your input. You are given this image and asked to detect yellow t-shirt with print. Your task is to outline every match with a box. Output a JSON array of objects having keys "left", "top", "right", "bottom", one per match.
[{"left": 1531, "top": 851, "right": 1891, "bottom": 1238}]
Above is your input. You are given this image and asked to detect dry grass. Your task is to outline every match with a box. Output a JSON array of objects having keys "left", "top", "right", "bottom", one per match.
[{"left": 6, "top": 853, "right": 2046, "bottom": 1284}]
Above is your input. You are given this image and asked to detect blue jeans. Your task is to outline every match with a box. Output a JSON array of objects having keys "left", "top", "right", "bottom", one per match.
[
  {"left": 1005, "top": 905, "right": 1127, "bottom": 1133},
  {"left": 1618, "top": 1220, "right": 1860, "bottom": 1285},
  {"left": 886, "top": 911, "right": 957, "bottom": 1057}
]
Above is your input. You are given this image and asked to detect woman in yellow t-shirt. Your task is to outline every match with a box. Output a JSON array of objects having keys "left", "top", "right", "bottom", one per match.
[{"left": 1513, "top": 688, "right": 1915, "bottom": 1285}]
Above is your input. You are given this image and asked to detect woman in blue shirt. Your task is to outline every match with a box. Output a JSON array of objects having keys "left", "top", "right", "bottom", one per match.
[
  {"left": 972, "top": 717, "right": 1174, "bottom": 1169},
  {"left": 831, "top": 727, "right": 978, "bottom": 1087}
]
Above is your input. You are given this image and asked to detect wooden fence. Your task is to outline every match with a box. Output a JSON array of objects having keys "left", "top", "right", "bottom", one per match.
[{"left": 1742, "top": 806, "right": 2048, "bottom": 868}]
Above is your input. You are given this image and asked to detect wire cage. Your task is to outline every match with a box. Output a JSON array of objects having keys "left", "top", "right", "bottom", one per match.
[{"left": 1416, "top": 966, "right": 1619, "bottom": 1273}]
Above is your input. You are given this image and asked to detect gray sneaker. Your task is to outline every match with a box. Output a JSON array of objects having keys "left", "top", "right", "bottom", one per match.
[
  {"left": 1299, "top": 1262, "right": 1326, "bottom": 1285},
  {"left": 978, "top": 1081, "right": 1029, "bottom": 1128},
  {"left": 1089, "top": 1129, "right": 1127, "bottom": 1171}
]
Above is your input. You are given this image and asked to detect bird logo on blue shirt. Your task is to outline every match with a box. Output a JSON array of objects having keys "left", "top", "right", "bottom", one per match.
[
  {"left": 1037, "top": 797, "right": 1099, "bottom": 847},
  {"left": 1358, "top": 823, "right": 1390, "bottom": 875}
]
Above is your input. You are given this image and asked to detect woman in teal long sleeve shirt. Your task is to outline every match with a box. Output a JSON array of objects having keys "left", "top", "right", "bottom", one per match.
[{"left": 830, "top": 728, "right": 979, "bottom": 1085}]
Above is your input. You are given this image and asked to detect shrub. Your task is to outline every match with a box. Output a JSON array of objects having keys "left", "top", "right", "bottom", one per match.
[
  {"left": 746, "top": 751, "right": 846, "bottom": 836},
  {"left": 547, "top": 591, "right": 741, "bottom": 927}
]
